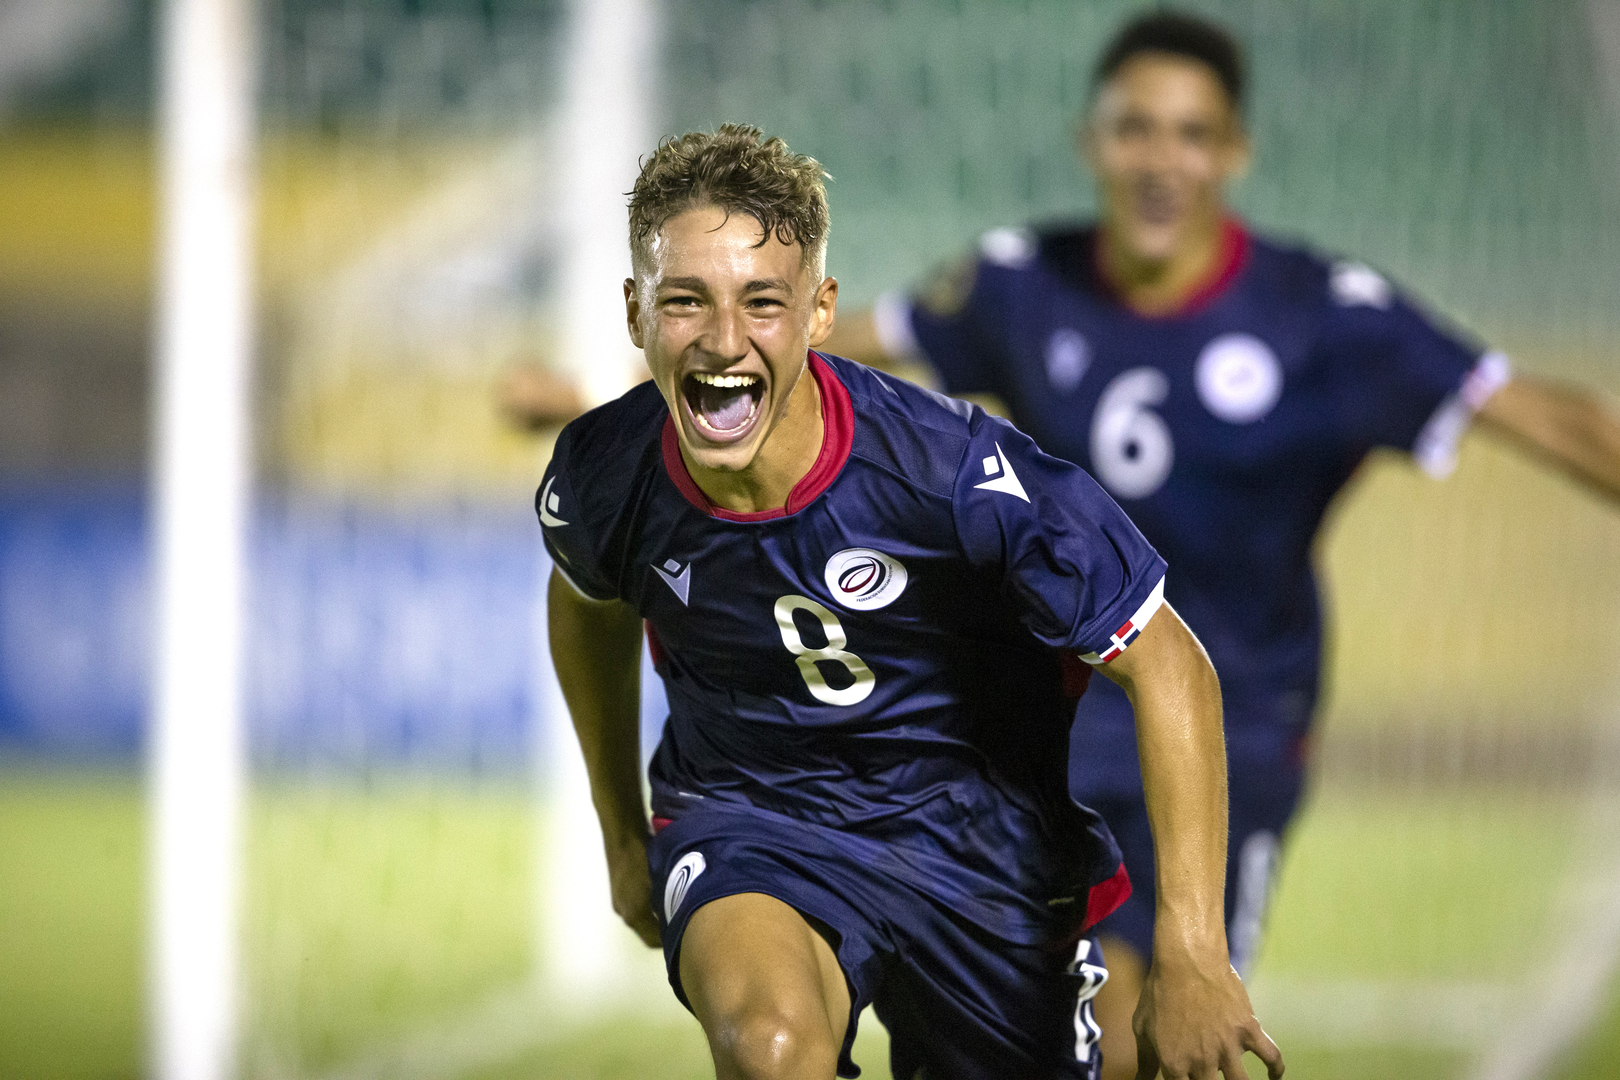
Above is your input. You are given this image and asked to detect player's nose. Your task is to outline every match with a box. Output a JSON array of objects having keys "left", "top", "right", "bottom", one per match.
[{"left": 701, "top": 302, "right": 752, "bottom": 362}]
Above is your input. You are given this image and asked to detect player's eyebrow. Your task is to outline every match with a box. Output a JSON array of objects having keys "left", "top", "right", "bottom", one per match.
[
  {"left": 742, "top": 277, "right": 793, "bottom": 294},
  {"left": 658, "top": 276, "right": 711, "bottom": 294}
]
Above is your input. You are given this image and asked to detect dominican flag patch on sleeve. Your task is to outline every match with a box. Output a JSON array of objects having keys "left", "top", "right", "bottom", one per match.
[{"left": 1081, "top": 576, "right": 1167, "bottom": 665}]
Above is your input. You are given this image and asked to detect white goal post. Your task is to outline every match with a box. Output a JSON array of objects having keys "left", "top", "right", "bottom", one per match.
[{"left": 149, "top": 1, "right": 255, "bottom": 1078}]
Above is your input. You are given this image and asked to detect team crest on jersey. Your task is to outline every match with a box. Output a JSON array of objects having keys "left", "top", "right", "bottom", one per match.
[
  {"left": 664, "top": 850, "right": 706, "bottom": 922},
  {"left": 1196, "top": 333, "right": 1283, "bottom": 424},
  {"left": 823, "top": 548, "right": 908, "bottom": 611}
]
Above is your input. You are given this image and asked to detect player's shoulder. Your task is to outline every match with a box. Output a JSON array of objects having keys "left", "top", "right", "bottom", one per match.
[
  {"left": 548, "top": 379, "right": 666, "bottom": 507},
  {"left": 967, "top": 219, "right": 1093, "bottom": 278},
  {"left": 819, "top": 352, "right": 989, "bottom": 498},
  {"left": 1244, "top": 228, "right": 1401, "bottom": 312},
  {"left": 963, "top": 220, "right": 1090, "bottom": 275}
]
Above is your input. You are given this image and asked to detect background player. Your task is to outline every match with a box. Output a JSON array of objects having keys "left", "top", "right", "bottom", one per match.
[
  {"left": 818, "top": 11, "right": 1620, "bottom": 1078},
  {"left": 542, "top": 124, "right": 1283, "bottom": 1079}
]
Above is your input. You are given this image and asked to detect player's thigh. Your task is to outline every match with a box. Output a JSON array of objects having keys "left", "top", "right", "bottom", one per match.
[{"left": 680, "top": 892, "right": 852, "bottom": 1060}]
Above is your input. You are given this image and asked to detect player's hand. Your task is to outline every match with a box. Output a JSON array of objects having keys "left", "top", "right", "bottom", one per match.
[
  {"left": 604, "top": 833, "right": 662, "bottom": 948},
  {"left": 1133, "top": 946, "right": 1283, "bottom": 1079}
]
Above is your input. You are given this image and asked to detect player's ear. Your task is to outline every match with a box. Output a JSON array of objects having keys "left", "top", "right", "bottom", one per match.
[
  {"left": 624, "top": 278, "right": 646, "bottom": 349},
  {"left": 807, "top": 275, "right": 839, "bottom": 348}
]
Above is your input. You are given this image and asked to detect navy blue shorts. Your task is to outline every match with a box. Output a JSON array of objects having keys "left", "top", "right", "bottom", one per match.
[
  {"left": 1079, "top": 743, "right": 1306, "bottom": 974},
  {"left": 649, "top": 807, "right": 1110, "bottom": 1079}
]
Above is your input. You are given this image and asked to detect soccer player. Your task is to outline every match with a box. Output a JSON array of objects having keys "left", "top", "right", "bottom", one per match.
[
  {"left": 820, "top": 11, "right": 1620, "bottom": 1078},
  {"left": 541, "top": 124, "right": 1284, "bottom": 1079}
]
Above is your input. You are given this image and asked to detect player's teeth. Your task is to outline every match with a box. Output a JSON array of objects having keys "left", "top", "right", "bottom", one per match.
[{"left": 692, "top": 372, "right": 760, "bottom": 388}]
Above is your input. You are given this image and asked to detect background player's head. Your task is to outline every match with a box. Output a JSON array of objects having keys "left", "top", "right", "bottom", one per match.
[
  {"left": 1082, "top": 11, "right": 1251, "bottom": 265},
  {"left": 623, "top": 125, "right": 838, "bottom": 476}
]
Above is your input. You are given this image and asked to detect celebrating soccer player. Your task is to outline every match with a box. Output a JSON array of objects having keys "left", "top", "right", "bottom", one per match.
[
  {"left": 817, "top": 11, "right": 1620, "bottom": 1079},
  {"left": 540, "top": 124, "right": 1283, "bottom": 1079}
]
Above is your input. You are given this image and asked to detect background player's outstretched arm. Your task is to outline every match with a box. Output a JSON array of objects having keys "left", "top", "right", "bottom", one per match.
[
  {"left": 547, "top": 567, "right": 660, "bottom": 948},
  {"left": 499, "top": 366, "right": 587, "bottom": 429},
  {"left": 1477, "top": 376, "right": 1620, "bottom": 503},
  {"left": 1100, "top": 605, "right": 1284, "bottom": 1080},
  {"left": 818, "top": 309, "right": 897, "bottom": 371},
  {"left": 498, "top": 306, "right": 919, "bottom": 432}
]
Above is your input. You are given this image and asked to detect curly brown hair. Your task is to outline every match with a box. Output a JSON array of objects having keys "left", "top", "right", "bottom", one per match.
[{"left": 628, "top": 124, "right": 830, "bottom": 277}]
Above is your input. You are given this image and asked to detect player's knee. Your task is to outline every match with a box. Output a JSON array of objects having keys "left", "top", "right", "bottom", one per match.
[{"left": 711, "top": 999, "right": 837, "bottom": 1080}]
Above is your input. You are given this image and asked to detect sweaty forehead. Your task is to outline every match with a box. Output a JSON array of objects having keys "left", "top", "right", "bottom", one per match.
[{"left": 645, "top": 205, "right": 808, "bottom": 283}]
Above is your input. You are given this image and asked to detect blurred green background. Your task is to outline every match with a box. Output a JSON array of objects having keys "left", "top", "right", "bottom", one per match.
[{"left": 4, "top": 1, "right": 1620, "bottom": 1077}]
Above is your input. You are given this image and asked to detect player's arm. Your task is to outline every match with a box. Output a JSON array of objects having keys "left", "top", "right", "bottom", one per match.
[
  {"left": 821, "top": 308, "right": 980, "bottom": 402},
  {"left": 547, "top": 566, "right": 660, "bottom": 947},
  {"left": 499, "top": 365, "right": 587, "bottom": 430},
  {"left": 819, "top": 309, "right": 903, "bottom": 371},
  {"left": 821, "top": 252, "right": 990, "bottom": 392},
  {"left": 1476, "top": 375, "right": 1620, "bottom": 503},
  {"left": 1100, "top": 607, "right": 1284, "bottom": 1080}
]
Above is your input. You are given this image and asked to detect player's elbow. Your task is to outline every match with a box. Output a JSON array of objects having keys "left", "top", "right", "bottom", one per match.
[
  {"left": 1102, "top": 603, "right": 1217, "bottom": 699},
  {"left": 711, "top": 1002, "right": 841, "bottom": 1080}
]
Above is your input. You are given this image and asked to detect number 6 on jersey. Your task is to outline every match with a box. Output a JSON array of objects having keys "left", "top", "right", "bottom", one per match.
[
  {"left": 773, "top": 594, "right": 876, "bottom": 706},
  {"left": 1091, "top": 366, "right": 1174, "bottom": 499}
]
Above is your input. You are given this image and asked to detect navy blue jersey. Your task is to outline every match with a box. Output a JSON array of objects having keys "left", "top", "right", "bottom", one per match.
[
  {"left": 539, "top": 352, "right": 1167, "bottom": 940},
  {"left": 883, "top": 221, "right": 1508, "bottom": 791}
]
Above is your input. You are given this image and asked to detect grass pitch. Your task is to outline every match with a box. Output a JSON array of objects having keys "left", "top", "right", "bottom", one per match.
[{"left": 3, "top": 767, "right": 1616, "bottom": 1079}]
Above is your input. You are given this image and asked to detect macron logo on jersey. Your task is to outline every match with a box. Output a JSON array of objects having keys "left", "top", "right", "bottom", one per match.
[
  {"left": 538, "top": 477, "right": 569, "bottom": 527},
  {"left": 1081, "top": 576, "right": 1167, "bottom": 665},
  {"left": 973, "top": 443, "right": 1029, "bottom": 503},
  {"left": 654, "top": 559, "right": 691, "bottom": 606}
]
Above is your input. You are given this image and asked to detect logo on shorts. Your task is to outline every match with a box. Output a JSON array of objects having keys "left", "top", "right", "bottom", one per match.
[
  {"left": 823, "top": 548, "right": 908, "bottom": 611},
  {"left": 664, "top": 850, "right": 707, "bottom": 922}
]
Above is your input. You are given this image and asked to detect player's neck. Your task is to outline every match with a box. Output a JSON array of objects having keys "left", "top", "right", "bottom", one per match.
[
  {"left": 681, "top": 364, "right": 825, "bottom": 515},
  {"left": 1097, "top": 213, "right": 1227, "bottom": 316}
]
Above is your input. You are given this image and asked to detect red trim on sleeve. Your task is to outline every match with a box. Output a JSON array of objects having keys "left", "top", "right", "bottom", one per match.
[
  {"left": 1094, "top": 217, "right": 1250, "bottom": 318},
  {"left": 1082, "top": 862, "right": 1133, "bottom": 930},
  {"left": 644, "top": 620, "right": 667, "bottom": 670},
  {"left": 661, "top": 352, "right": 854, "bottom": 521},
  {"left": 651, "top": 816, "right": 674, "bottom": 834}
]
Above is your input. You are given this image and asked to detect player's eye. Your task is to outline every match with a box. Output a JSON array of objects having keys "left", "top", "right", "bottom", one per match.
[
  {"left": 1115, "top": 115, "right": 1151, "bottom": 140},
  {"left": 1180, "top": 122, "right": 1215, "bottom": 147}
]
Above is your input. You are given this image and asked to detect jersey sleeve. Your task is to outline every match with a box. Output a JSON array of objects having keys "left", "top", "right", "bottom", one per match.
[
  {"left": 1321, "top": 262, "right": 1511, "bottom": 477},
  {"left": 536, "top": 425, "right": 619, "bottom": 602},
  {"left": 952, "top": 413, "right": 1169, "bottom": 664},
  {"left": 875, "top": 234, "right": 1024, "bottom": 397}
]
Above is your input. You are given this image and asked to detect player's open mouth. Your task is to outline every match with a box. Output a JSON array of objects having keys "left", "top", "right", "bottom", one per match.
[
  {"left": 682, "top": 371, "right": 765, "bottom": 444},
  {"left": 1133, "top": 186, "right": 1180, "bottom": 226}
]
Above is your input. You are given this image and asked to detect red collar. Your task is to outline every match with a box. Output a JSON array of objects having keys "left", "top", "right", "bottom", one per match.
[
  {"left": 660, "top": 351, "right": 853, "bottom": 522},
  {"left": 1093, "top": 217, "right": 1249, "bottom": 318}
]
